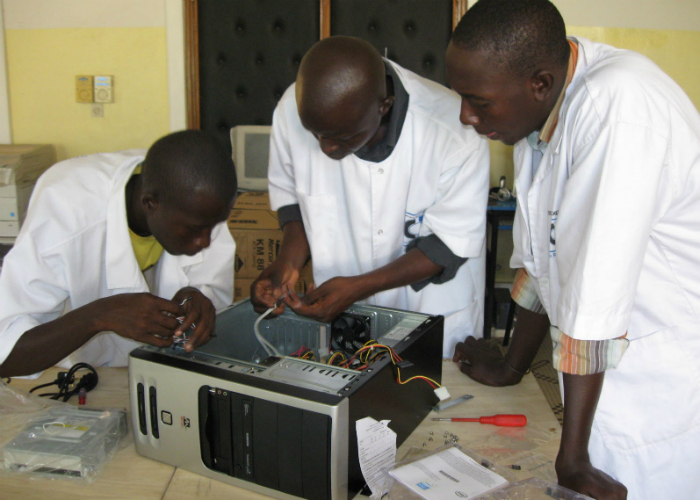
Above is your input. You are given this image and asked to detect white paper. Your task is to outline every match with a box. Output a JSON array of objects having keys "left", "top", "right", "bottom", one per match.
[
  {"left": 389, "top": 447, "right": 509, "bottom": 500},
  {"left": 356, "top": 417, "right": 397, "bottom": 496}
]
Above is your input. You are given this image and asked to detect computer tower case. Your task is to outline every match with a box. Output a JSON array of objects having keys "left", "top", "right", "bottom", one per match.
[{"left": 129, "top": 299, "right": 443, "bottom": 500}]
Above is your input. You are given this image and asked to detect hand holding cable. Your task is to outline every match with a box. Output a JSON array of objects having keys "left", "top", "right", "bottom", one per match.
[{"left": 254, "top": 295, "right": 288, "bottom": 356}]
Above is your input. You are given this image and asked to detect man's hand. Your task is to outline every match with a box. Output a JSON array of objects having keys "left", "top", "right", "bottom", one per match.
[
  {"left": 250, "top": 260, "right": 300, "bottom": 316},
  {"left": 453, "top": 304, "right": 549, "bottom": 387},
  {"left": 91, "top": 292, "right": 184, "bottom": 347},
  {"left": 288, "top": 276, "right": 361, "bottom": 323},
  {"left": 170, "top": 287, "right": 216, "bottom": 352},
  {"left": 556, "top": 457, "right": 628, "bottom": 500},
  {"left": 452, "top": 336, "right": 523, "bottom": 386}
]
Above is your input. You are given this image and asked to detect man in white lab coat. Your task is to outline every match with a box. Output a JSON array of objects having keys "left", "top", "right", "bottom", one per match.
[
  {"left": 251, "top": 36, "right": 490, "bottom": 357},
  {"left": 447, "top": 0, "right": 700, "bottom": 499},
  {"left": 0, "top": 130, "right": 237, "bottom": 377}
]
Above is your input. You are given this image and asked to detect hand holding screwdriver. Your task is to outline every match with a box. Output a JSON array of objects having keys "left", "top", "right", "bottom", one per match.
[{"left": 433, "top": 414, "right": 527, "bottom": 427}]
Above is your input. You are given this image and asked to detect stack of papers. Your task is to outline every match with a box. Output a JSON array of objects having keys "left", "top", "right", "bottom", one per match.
[{"left": 389, "top": 447, "right": 508, "bottom": 499}]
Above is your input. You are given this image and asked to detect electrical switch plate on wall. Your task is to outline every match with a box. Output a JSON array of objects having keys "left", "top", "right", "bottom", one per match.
[
  {"left": 76, "top": 75, "right": 94, "bottom": 103},
  {"left": 91, "top": 104, "right": 104, "bottom": 118},
  {"left": 94, "top": 75, "right": 114, "bottom": 103}
]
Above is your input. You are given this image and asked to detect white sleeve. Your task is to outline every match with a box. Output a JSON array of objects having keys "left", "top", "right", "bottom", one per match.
[
  {"left": 556, "top": 120, "right": 670, "bottom": 340},
  {"left": 0, "top": 230, "right": 69, "bottom": 366},
  {"left": 420, "top": 132, "right": 490, "bottom": 258},
  {"left": 268, "top": 88, "right": 300, "bottom": 211}
]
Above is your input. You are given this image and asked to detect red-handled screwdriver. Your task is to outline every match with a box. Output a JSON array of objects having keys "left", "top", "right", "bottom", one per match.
[{"left": 432, "top": 414, "right": 527, "bottom": 427}]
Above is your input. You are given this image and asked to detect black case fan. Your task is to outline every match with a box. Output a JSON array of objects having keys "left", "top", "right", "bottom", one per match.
[{"left": 330, "top": 313, "right": 372, "bottom": 356}]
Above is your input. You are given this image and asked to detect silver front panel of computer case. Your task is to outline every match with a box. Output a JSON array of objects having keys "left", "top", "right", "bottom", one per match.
[
  {"left": 129, "top": 357, "right": 350, "bottom": 500},
  {"left": 128, "top": 299, "right": 440, "bottom": 500}
]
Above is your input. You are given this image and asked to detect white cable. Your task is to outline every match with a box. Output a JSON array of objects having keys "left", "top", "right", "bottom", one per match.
[{"left": 254, "top": 306, "right": 282, "bottom": 356}]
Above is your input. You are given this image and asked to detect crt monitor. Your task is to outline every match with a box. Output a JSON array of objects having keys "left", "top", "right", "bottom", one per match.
[{"left": 230, "top": 125, "right": 272, "bottom": 191}]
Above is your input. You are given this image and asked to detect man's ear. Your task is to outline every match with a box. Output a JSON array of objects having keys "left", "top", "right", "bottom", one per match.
[
  {"left": 379, "top": 95, "right": 395, "bottom": 117},
  {"left": 141, "top": 192, "right": 159, "bottom": 214},
  {"left": 530, "top": 70, "right": 555, "bottom": 102}
]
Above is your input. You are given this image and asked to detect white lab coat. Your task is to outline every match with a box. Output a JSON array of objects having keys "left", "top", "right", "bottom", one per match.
[
  {"left": 0, "top": 150, "right": 235, "bottom": 370},
  {"left": 268, "top": 61, "right": 489, "bottom": 357},
  {"left": 510, "top": 37, "right": 700, "bottom": 499}
]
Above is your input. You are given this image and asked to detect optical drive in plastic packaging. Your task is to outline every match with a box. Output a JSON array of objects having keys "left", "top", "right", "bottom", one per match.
[{"left": 1, "top": 405, "right": 128, "bottom": 483}]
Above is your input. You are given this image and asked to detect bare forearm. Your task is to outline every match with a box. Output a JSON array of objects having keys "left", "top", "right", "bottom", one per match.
[
  {"left": 558, "top": 372, "right": 605, "bottom": 463},
  {"left": 0, "top": 303, "right": 103, "bottom": 377},
  {"left": 278, "top": 221, "right": 311, "bottom": 271},
  {"left": 352, "top": 248, "right": 442, "bottom": 301},
  {"left": 453, "top": 304, "right": 549, "bottom": 386},
  {"left": 0, "top": 292, "right": 184, "bottom": 377},
  {"left": 556, "top": 371, "right": 628, "bottom": 498},
  {"left": 505, "top": 305, "right": 550, "bottom": 373}
]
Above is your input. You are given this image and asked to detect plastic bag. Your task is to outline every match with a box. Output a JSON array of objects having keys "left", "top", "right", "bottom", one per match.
[
  {"left": 0, "top": 381, "right": 127, "bottom": 483},
  {"left": 386, "top": 444, "right": 592, "bottom": 500}
]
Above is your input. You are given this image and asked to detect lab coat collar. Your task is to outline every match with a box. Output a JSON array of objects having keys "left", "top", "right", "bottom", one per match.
[
  {"left": 548, "top": 36, "right": 589, "bottom": 155},
  {"left": 105, "top": 158, "right": 149, "bottom": 290}
]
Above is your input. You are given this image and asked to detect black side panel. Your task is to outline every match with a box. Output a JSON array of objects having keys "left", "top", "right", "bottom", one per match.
[
  {"left": 252, "top": 398, "right": 279, "bottom": 489},
  {"left": 347, "top": 316, "right": 444, "bottom": 493},
  {"left": 301, "top": 411, "right": 332, "bottom": 500},
  {"left": 277, "top": 406, "right": 303, "bottom": 497}
]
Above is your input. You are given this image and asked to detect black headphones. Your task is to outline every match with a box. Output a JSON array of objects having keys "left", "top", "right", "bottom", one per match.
[{"left": 29, "top": 362, "right": 99, "bottom": 402}]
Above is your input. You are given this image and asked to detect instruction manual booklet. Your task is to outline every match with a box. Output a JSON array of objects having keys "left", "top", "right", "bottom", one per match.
[{"left": 389, "top": 446, "right": 508, "bottom": 499}]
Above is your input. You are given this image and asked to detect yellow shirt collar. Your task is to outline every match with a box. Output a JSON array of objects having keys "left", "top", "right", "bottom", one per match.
[{"left": 538, "top": 39, "right": 579, "bottom": 145}]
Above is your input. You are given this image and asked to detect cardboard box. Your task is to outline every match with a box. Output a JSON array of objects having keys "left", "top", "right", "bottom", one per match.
[
  {"left": 228, "top": 209, "right": 282, "bottom": 279},
  {"left": 232, "top": 191, "right": 273, "bottom": 209},
  {"left": 229, "top": 192, "right": 313, "bottom": 301}
]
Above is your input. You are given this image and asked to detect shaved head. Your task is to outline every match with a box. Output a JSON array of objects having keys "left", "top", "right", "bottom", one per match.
[
  {"left": 296, "top": 36, "right": 387, "bottom": 126},
  {"left": 142, "top": 130, "right": 237, "bottom": 207},
  {"left": 293, "top": 36, "right": 396, "bottom": 160},
  {"left": 452, "top": 0, "right": 569, "bottom": 77}
]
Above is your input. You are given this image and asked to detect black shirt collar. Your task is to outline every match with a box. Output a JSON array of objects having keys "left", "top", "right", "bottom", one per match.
[{"left": 354, "top": 60, "right": 409, "bottom": 163}]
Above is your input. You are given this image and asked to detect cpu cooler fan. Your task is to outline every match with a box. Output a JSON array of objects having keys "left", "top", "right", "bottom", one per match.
[{"left": 330, "top": 313, "right": 372, "bottom": 356}]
